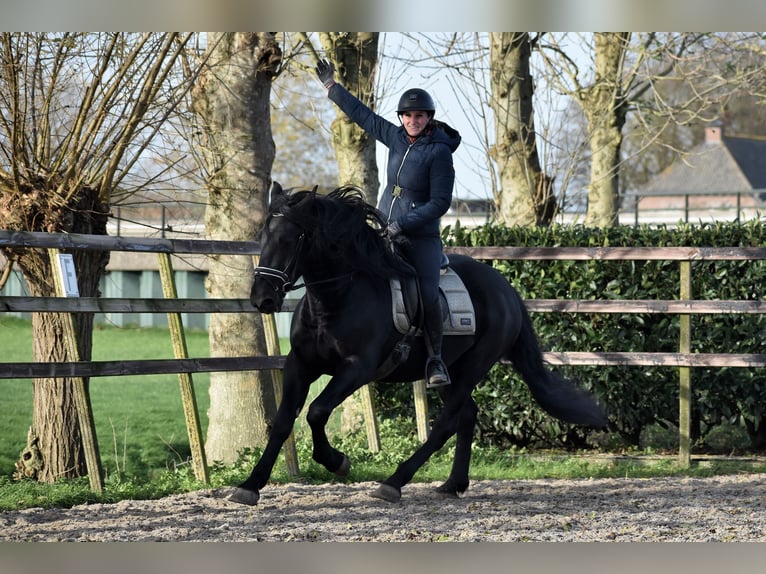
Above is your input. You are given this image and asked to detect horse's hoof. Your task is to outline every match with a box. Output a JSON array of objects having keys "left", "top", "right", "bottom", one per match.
[
  {"left": 434, "top": 481, "right": 460, "bottom": 499},
  {"left": 434, "top": 486, "right": 460, "bottom": 499},
  {"left": 334, "top": 454, "right": 351, "bottom": 478},
  {"left": 369, "top": 483, "right": 401, "bottom": 503},
  {"left": 228, "top": 487, "right": 260, "bottom": 506}
]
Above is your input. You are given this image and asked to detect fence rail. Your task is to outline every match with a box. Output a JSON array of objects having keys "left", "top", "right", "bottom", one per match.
[
  {"left": 0, "top": 229, "right": 259, "bottom": 255},
  {"left": 2, "top": 229, "right": 766, "bottom": 480},
  {"left": 0, "top": 356, "right": 285, "bottom": 379},
  {"left": 620, "top": 189, "right": 766, "bottom": 225},
  {"left": 3, "top": 296, "right": 765, "bottom": 316}
]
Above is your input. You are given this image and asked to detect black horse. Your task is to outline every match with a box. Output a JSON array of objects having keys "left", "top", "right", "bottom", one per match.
[{"left": 229, "top": 183, "right": 607, "bottom": 506}]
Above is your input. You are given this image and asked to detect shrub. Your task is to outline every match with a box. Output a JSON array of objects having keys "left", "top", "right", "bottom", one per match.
[{"left": 377, "top": 220, "right": 766, "bottom": 453}]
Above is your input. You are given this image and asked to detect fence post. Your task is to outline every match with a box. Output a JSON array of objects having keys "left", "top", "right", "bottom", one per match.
[
  {"left": 413, "top": 380, "right": 430, "bottom": 442},
  {"left": 48, "top": 248, "right": 104, "bottom": 493},
  {"left": 736, "top": 192, "right": 741, "bottom": 222},
  {"left": 157, "top": 253, "right": 209, "bottom": 483},
  {"left": 678, "top": 260, "right": 692, "bottom": 467},
  {"left": 359, "top": 384, "right": 381, "bottom": 452},
  {"left": 254, "top": 255, "right": 301, "bottom": 478}
]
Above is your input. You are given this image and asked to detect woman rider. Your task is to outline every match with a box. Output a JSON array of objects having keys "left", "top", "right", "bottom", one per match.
[{"left": 315, "top": 59, "right": 461, "bottom": 388}]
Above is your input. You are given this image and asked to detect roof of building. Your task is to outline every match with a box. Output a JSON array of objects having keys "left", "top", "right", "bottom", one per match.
[{"left": 640, "top": 125, "right": 766, "bottom": 194}]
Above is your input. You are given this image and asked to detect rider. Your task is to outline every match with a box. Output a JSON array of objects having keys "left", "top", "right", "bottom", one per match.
[{"left": 315, "top": 58, "right": 461, "bottom": 388}]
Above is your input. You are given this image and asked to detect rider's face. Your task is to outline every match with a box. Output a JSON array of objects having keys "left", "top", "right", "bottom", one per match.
[{"left": 400, "top": 110, "right": 430, "bottom": 138}]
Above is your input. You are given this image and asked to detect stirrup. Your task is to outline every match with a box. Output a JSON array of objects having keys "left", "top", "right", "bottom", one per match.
[{"left": 426, "top": 358, "right": 451, "bottom": 388}]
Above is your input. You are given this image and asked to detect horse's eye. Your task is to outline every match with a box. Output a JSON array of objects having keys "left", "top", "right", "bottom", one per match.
[{"left": 265, "top": 213, "right": 284, "bottom": 232}]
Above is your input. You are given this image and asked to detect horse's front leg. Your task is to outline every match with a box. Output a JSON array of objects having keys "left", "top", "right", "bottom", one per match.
[
  {"left": 228, "top": 358, "right": 314, "bottom": 506},
  {"left": 305, "top": 361, "right": 371, "bottom": 477}
]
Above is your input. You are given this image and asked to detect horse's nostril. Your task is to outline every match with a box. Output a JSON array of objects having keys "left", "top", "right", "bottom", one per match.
[{"left": 255, "top": 298, "right": 278, "bottom": 314}]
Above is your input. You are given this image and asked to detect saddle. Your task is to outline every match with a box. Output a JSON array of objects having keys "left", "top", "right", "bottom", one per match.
[
  {"left": 373, "top": 254, "right": 475, "bottom": 381},
  {"left": 389, "top": 256, "right": 476, "bottom": 336}
]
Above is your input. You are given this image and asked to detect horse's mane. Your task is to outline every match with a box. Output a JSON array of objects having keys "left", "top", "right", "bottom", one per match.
[{"left": 275, "top": 185, "right": 413, "bottom": 280}]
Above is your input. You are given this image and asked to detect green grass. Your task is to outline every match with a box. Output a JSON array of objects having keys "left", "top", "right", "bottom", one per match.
[
  {"left": 0, "top": 316, "right": 343, "bottom": 509},
  {"left": 2, "top": 315, "right": 766, "bottom": 511},
  {"left": 1, "top": 316, "right": 212, "bottom": 481}
]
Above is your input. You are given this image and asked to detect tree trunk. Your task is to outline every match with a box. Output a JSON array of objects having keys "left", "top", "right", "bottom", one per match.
[
  {"left": 319, "top": 32, "right": 380, "bottom": 205},
  {"left": 489, "top": 33, "right": 555, "bottom": 226},
  {"left": 583, "top": 33, "right": 630, "bottom": 227},
  {"left": 30, "top": 314, "right": 85, "bottom": 481},
  {"left": 3, "top": 186, "right": 109, "bottom": 482},
  {"left": 316, "top": 33, "right": 380, "bottom": 430},
  {"left": 193, "top": 32, "right": 282, "bottom": 464}
]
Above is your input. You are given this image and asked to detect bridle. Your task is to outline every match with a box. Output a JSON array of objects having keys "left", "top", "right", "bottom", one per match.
[
  {"left": 253, "top": 230, "right": 356, "bottom": 301},
  {"left": 253, "top": 230, "right": 306, "bottom": 299}
]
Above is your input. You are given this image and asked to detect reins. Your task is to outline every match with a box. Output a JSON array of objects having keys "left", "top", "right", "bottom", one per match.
[
  {"left": 290, "top": 273, "right": 355, "bottom": 291},
  {"left": 254, "top": 264, "right": 355, "bottom": 295}
]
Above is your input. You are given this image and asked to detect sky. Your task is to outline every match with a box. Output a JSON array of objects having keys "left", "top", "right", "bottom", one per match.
[
  {"left": 374, "top": 34, "right": 497, "bottom": 204},
  {"left": 369, "top": 33, "right": 589, "bottom": 207}
]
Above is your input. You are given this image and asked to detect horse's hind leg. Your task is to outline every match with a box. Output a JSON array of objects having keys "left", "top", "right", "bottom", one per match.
[
  {"left": 434, "top": 395, "right": 478, "bottom": 499},
  {"left": 371, "top": 385, "right": 474, "bottom": 503}
]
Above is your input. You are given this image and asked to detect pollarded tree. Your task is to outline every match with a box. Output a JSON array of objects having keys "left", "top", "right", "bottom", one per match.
[{"left": 0, "top": 32, "right": 197, "bottom": 482}]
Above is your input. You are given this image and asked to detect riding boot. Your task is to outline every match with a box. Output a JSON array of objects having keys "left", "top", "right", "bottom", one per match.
[{"left": 423, "top": 302, "right": 451, "bottom": 388}]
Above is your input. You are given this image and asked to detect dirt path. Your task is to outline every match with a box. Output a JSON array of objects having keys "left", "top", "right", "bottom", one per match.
[{"left": 2, "top": 474, "right": 765, "bottom": 542}]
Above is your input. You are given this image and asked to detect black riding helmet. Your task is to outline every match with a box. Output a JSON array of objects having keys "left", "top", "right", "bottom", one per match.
[{"left": 397, "top": 88, "right": 435, "bottom": 117}]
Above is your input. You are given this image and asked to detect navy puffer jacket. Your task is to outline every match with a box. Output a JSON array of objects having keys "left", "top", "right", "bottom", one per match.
[{"left": 328, "top": 84, "right": 461, "bottom": 237}]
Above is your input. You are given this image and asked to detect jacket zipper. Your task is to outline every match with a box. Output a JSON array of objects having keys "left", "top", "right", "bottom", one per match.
[{"left": 388, "top": 143, "right": 414, "bottom": 223}]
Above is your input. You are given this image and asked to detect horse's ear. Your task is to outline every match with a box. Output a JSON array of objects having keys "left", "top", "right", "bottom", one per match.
[
  {"left": 310, "top": 185, "right": 318, "bottom": 198},
  {"left": 269, "top": 180, "right": 284, "bottom": 205}
]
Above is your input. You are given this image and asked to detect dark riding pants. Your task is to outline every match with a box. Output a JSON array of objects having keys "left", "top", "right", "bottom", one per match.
[{"left": 397, "top": 234, "right": 442, "bottom": 310}]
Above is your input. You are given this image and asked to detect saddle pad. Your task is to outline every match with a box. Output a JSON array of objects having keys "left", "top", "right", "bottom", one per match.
[{"left": 390, "top": 268, "right": 476, "bottom": 336}]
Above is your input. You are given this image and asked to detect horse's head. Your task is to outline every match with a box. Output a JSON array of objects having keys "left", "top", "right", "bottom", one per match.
[
  {"left": 251, "top": 182, "right": 410, "bottom": 312},
  {"left": 250, "top": 182, "right": 313, "bottom": 313}
]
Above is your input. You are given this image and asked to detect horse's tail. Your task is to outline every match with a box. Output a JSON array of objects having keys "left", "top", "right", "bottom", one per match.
[{"left": 505, "top": 303, "right": 608, "bottom": 428}]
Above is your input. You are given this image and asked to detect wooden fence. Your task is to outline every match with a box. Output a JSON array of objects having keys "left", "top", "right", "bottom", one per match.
[{"left": 2, "top": 230, "right": 766, "bottom": 491}]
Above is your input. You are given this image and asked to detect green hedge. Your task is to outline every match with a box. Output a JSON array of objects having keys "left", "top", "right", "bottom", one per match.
[{"left": 376, "top": 220, "right": 766, "bottom": 453}]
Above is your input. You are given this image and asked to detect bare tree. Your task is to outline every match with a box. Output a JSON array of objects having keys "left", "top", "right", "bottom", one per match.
[
  {"left": 189, "top": 33, "right": 283, "bottom": 464},
  {"left": 624, "top": 33, "right": 766, "bottom": 188},
  {"left": 0, "top": 32, "right": 196, "bottom": 481},
  {"left": 488, "top": 33, "right": 555, "bottom": 226},
  {"left": 301, "top": 32, "right": 380, "bottom": 205},
  {"left": 538, "top": 32, "right": 734, "bottom": 226}
]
